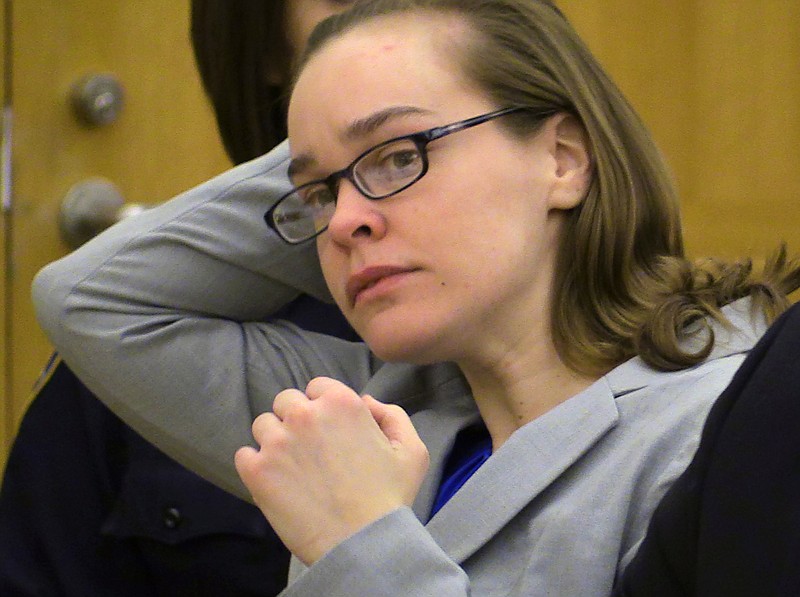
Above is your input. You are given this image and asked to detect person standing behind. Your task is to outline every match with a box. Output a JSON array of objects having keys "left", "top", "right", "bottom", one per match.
[{"left": 0, "top": 2, "right": 357, "bottom": 596}]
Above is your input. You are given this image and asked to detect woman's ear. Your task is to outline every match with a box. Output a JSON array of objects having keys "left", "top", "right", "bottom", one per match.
[{"left": 547, "top": 113, "right": 592, "bottom": 210}]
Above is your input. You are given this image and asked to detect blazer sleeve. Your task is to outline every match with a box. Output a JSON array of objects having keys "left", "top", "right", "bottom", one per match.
[
  {"left": 31, "top": 143, "right": 375, "bottom": 500},
  {"left": 283, "top": 508, "right": 470, "bottom": 597}
]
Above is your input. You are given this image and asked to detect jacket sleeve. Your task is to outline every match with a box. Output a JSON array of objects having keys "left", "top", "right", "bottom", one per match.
[
  {"left": 283, "top": 508, "right": 470, "bottom": 597},
  {"left": 31, "top": 143, "right": 374, "bottom": 500}
]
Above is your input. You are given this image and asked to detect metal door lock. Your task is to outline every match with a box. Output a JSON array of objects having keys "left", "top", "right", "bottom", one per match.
[
  {"left": 70, "top": 73, "right": 125, "bottom": 127},
  {"left": 59, "top": 178, "right": 146, "bottom": 248}
]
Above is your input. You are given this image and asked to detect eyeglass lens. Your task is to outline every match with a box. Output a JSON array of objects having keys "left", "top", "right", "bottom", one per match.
[{"left": 271, "top": 137, "right": 425, "bottom": 242}]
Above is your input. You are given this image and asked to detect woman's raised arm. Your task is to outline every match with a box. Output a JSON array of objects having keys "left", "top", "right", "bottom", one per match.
[{"left": 32, "top": 143, "right": 374, "bottom": 499}]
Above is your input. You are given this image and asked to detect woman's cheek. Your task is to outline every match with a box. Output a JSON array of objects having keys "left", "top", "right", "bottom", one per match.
[{"left": 317, "top": 244, "right": 349, "bottom": 311}]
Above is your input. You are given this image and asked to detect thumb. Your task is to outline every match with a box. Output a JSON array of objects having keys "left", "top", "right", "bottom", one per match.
[
  {"left": 364, "top": 396, "right": 430, "bottom": 501},
  {"left": 363, "top": 395, "right": 421, "bottom": 449}
]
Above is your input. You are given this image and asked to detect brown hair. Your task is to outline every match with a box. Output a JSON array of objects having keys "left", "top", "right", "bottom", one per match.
[
  {"left": 302, "top": 0, "right": 800, "bottom": 374},
  {"left": 190, "top": 0, "right": 291, "bottom": 164}
]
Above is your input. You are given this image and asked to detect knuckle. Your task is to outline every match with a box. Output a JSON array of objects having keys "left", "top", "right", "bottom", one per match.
[
  {"left": 273, "top": 388, "right": 305, "bottom": 408},
  {"left": 262, "top": 428, "right": 291, "bottom": 452},
  {"left": 283, "top": 400, "right": 316, "bottom": 426},
  {"left": 311, "top": 380, "right": 363, "bottom": 411},
  {"left": 305, "top": 376, "right": 337, "bottom": 397},
  {"left": 251, "top": 412, "right": 276, "bottom": 440},
  {"left": 234, "top": 449, "right": 264, "bottom": 482},
  {"left": 329, "top": 389, "right": 363, "bottom": 410}
]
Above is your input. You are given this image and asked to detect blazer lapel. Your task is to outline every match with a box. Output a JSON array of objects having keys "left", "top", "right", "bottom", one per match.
[
  {"left": 424, "top": 378, "right": 619, "bottom": 564},
  {"left": 416, "top": 299, "right": 763, "bottom": 564}
]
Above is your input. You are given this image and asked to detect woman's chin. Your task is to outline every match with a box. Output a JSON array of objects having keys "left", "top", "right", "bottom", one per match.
[{"left": 362, "top": 326, "right": 445, "bottom": 365}]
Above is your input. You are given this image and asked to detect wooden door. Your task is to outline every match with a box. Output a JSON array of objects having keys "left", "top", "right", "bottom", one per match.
[
  {"left": 1, "top": 1, "right": 231, "bottom": 470},
  {"left": 1, "top": 1, "right": 9, "bottom": 467}
]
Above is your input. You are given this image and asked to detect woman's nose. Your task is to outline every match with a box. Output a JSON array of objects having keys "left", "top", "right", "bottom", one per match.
[{"left": 326, "top": 180, "right": 387, "bottom": 244}]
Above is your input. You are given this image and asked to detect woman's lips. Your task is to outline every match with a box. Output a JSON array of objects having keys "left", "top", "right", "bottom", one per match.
[{"left": 346, "top": 265, "right": 418, "bottom": 306}]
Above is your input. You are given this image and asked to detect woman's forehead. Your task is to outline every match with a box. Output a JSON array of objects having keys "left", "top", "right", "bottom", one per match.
[{"left": 288, "top": 15, "right": 475, "bottom": 138}]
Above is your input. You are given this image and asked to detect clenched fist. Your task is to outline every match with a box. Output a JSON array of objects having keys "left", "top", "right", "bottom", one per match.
[{"left": 234, "top": 376, "right": 430, "bottom": 565}]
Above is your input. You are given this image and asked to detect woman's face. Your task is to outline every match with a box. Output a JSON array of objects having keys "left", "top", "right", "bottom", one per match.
[
  {"left": 287, "top": 14, "right": 586, "bottom": 365},
  {"left": 283, "top": 0, "right": 359, "bottom": 58}
]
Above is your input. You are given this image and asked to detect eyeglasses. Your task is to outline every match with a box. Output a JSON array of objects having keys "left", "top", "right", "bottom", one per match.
[{"left": 264, "top": 106, "right": 528, "bottom": 244}]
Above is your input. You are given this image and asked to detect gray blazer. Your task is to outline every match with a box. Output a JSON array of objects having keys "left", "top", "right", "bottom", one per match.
[{"left": 33, "top": 142, "right": 767, "bottom": 596}]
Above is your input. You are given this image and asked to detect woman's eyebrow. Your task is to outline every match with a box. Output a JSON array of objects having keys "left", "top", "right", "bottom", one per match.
[
  {"left": 342, "top": 105, "right": 433, "bottom": 142},
  {"left": 288, "top": 106, "right": 433, "bottom": 180}
]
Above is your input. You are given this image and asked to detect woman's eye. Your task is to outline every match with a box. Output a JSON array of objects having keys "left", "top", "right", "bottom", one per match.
[
  {"left": 301, "top": 186, "right": 334, "bottom": 209},
  {"left": 390, "top": 150, "right": 420, "bottom": 170},
  {"left": 378, "top": 148, "right": 421, "bottom": 176}
]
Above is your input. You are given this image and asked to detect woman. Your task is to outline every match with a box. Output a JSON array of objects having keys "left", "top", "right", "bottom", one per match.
[{"left": 33, "top": 0, "right": 800, "bottom": 595}]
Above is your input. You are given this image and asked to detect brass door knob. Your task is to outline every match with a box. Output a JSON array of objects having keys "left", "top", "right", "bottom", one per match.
[{"left": 59, "top": 178, "right": 146, "bottom": 248}]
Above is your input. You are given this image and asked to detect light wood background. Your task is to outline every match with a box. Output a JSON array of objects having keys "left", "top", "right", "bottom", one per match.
[
  {"left": 0, "top": 1, "right": 230, "bottom": 472},
  {"left": 560, "top": 0, "right": 800, "bottom": 258},
  {"left": 1, "top": 1, "right": 799, "bottom": 471}
]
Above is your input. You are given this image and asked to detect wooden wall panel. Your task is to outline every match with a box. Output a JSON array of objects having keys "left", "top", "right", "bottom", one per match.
[
  {"left": 684, "top": 2, "right": 800, "bottom": 258},
  {"left": 560, "top": 0, "right": 800, "bottom": 261}
]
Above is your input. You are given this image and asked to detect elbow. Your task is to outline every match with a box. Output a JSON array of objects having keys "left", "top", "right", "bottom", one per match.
[
  {"left": 31, "top": 258, "right": 90, "bottom": 354},
  {"left": 31, "top": 260, "right": 69, "bottom": 343}
]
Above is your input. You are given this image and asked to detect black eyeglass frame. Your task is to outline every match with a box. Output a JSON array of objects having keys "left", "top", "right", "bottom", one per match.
[{"left": 265, "top": 106, "right": 532, "bottom": 244}]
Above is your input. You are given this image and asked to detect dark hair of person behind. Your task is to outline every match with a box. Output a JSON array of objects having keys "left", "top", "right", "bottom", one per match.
[{"left": 190, "top": 0, "right": 290, "bottom": 164}]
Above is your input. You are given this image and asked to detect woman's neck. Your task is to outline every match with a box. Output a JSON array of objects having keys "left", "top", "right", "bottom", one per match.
[{"left": 459, "top": 340, "right": 600, "bottom": 451}]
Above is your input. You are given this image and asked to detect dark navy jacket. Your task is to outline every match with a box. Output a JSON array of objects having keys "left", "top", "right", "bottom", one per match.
[{"left": 0, "top": 295, "right": 356, "bottom": 597}]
